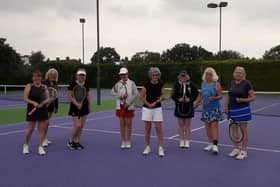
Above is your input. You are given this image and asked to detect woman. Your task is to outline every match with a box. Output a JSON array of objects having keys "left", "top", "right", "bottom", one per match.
[
  {"left": 172, "top": 70, "right": 199, "bottom": 148},
  {"left": 42, "top": 68, "right": 59, "bottom": 147},
  {"left": 225, "top": 66, "right": 256, "bottom": 160},
  {"left": 139, "top": 67, "right": 165, "bottom": 157},
  {"left": 111, "top": 67, "right": 139, "bottom": 149},
  {"left": 67, "top": 69, "right": 91, "bottom": 150},
  {"left": 195, "top": 67, "right": 223, "bottom": 154},
  {"left": 23, "top": 70, "right": 49, "bottom": 155}
]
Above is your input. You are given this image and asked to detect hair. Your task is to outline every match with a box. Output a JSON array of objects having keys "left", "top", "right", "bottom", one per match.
[
  {"left": 32, "top": 70, "right": 42, "bottom": 77},
  {"left": 45, "top": 68, "right": 58, "bottom": 82},
  {"left": 148, "top": 67, "right": 161, "bottom": 79},
  {"left": 233, "top": 66, "right": 246, "bottom": 80},
  {"left": 202, "top": 67, "right": 219, "bottom": 82}
]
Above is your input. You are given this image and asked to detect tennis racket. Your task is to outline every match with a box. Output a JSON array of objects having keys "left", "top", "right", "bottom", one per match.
[
  {"left": 228, "top": 118, "right": 244, "bottom": 144},
  {"left": 48, "top": 87, "right": 58, "bottom": 102},
  {"left": 28, "top": 87, "right": 46, "bottom": 116},
  {"left": 177, "top": 83, "right": 192, "bottom": 117},
  {"left": 73, "top": 85, "right": 87, "bottom": 107}
]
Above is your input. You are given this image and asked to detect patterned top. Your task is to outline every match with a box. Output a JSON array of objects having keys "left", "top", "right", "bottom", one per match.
[{"left": 201, "top": 81, "right": 221, "bottom": 112}]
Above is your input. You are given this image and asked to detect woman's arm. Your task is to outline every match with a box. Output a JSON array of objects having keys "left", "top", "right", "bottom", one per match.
[
  {"left": 209, "top": 82, "right": 223, "bottom": 101},
  {"left": 237, "top": 89, "right": 256, "bottom": 103}
]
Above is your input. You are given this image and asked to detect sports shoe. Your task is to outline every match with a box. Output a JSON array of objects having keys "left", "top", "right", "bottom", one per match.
[
  {"left": 212, "top": 145, "right": 219, "bottom": 154},
  {"left": 120, "top": 141, "right": 126, "bottom": 149},
  {"left": 158, "top": 146, "right": 165, "bottom": 157},
  {"left": 143, "top": 145, "right": 151, "bottom": 155},
  {"left": 184, "top": 140, "right": 190, "bottom": 148},
  {"left": 38, "top": 146, "right": 46, "bottom": 156},
  {"left": 236, "top": 151, "right": 247, "bottom": 160},
  {"left": 125, "top": 141, "right": 131, "bottom": 149},
  {"left": 228, "top": 148, "right": 240, "bottom": 157},
  {"left": 75, "top": 142, "right": 84, "bottom": 150},
  {"left": 42, "top": 139, "right": 52, "bottom": 147},
  {"left": 22, "top": 144, "right": 30, "bottom": 155},
  {"left": 204, "top": 144, "right": 213, "bottom": 151},
  {"left": 179, "top": 140, "right": 184, "bottom": 148},
  {"left": 67, "top": 141, "right": 77, "bottom": 150}
]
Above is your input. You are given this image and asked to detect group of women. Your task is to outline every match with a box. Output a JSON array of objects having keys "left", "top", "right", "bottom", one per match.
[{"left": 23, "top": 66, "right": 255, "bottom": 160}]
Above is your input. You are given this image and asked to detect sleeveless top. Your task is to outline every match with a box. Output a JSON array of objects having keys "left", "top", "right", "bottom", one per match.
[
  {"left": 201, "top": 81, "right": 220, "bottom": 112},
  {"left": 143, "top": 81, "right": 163, "bottom": 108}
]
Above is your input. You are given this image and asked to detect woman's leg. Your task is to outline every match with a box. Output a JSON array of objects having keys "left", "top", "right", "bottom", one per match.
[
  {"left": 155, "top": 122, "right": 163, "bottom": 146},
  {"left": 38, "top": 120, "right": 48, "bottom": 146},
  {"left": 240, "top": 123, "right": 248, "bottom": 151},
  {"left": 24, "top": 121, "right": 36, "bottom": 144},
  {"left": 184, "top": 118, "right": 191, "bottom": 141},
  {"left": 119, "top": 117, "right": 126, "bottom": 142},
  {"left": 125, "top": 118, "right": 132, "bottom": 142},
  {"left": 177, "top": 118, "right": 185, "bottom": 141},
  {"left": 144, "top": 121, "right": 152, "bottom": 145},
  {"left": 76, "top": 115, "right": 87, "bottom": 142},
  {"left": 210, "top": 122, "right": 219, "bottom": 145}
]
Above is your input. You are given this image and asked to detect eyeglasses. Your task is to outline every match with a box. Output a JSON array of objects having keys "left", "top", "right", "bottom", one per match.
[{"left": 152, "top": 74, "right": 159, "bottom": 77}]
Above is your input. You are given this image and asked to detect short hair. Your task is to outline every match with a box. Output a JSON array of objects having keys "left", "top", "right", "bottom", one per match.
[
  {"left": 148, "top": 67, "right": 161, "bottom": 79},
  {"left": 202, "top": 67, "right": 219, "bottom": 82},
  {"left": 45, "top": 68, "right": 58, "bottom": 82},
  {"left": 32, "top": 70, "right": 42, "bottom": 77},
  {"left": 233, "top": 66, "right": 246, "bottom": 80}
]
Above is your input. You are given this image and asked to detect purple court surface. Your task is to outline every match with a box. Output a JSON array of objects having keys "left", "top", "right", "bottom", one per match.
[{"left": 0, "top": 104, "right": 280, "bottom": 187}]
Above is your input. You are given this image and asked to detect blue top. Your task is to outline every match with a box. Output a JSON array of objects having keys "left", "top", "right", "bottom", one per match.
[{"left": 201, "top": 81, "right": 220, "bottom": 112}]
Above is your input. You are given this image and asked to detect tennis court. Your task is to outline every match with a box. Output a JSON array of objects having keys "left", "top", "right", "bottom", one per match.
[{"left": 0, "top": 90, "right": 279, "bottom": 187}]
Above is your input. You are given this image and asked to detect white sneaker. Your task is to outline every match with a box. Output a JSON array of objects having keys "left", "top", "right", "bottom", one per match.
[
  {"left": 42, "top": 139, "right": 51, "bottom": 147},
  {"left": 22, "top": 144, "right": 30, "bottom": 155},
  {"left": 228, "top": 148, "right": 240, "bottom": 157},
  {"left": 143, "top": 145, "right": 151, "bottom": 155},
  {"left": 236, "top": 151, "right": 247, "bottom": 160},
  {"left": 125, "top": 141, "right": 131, "bottom": 149},
  {"left": 158, "top": 146, "right": 165, "bottom": 157},
  {"left": 212, "top": 145, "right": 219, "bottom": 154},
  {"left": 179, "top": 140, "right": 184, "bottom": 148},
  {"left": 184, "top": 140, "right": 190, "bottom": 148},
  {"left": 120, "top": 141, "right": 126, "bottom": 149},
  {"left": 38, "top": 146, "right": 46, "bottom": 156},
  {"left": 204, "top": 144, "right": 213, "bottom": 151}
]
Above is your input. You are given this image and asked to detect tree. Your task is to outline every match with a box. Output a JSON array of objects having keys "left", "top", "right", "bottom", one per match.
[
  {"left": 161, "top": 43, "right": 213, "bottom": 62},
  {"left": 29, "top": 51, "right": 45, "bottom": 65},
  {"left": 216, "top": 50, "right": 245, "bottom": 60},
  {"left": 0, "top": 38, "right": 23, "bottom": 73},
  {"left": 131, "top": 51, "right": 160, "bottom": 63},
  {"left": 263, "top": 45, "right": 280, "bottom": 60},
  {"left": 91, "top": 47, "right": 120, "bottom": 64}
]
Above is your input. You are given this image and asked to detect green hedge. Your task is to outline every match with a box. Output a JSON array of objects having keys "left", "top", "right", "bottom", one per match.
[{"left": 2, "top": 60, "right": 280, "bottom": 91}]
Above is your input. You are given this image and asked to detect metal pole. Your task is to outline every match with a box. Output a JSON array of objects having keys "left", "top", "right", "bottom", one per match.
[
  {"left": 82, "top": 22, "right": 85, "bottom": 64},
  {"left": 96, "top": 0, "right": 101, "bottom": 105},
  {"left": 219, "top": 6, "right": 222, "bottom": 55}
]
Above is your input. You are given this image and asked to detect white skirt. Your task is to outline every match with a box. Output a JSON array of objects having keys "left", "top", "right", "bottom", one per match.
[{"left": 141, "top": 107, "right": 163, "bottom": 122}]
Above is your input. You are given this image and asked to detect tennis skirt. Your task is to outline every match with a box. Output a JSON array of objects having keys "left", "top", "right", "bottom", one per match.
[
  {"left": 116, "top": 105, "right": 135, "bottom": 118},
  {"left": 26, "top": 105, "right": 48, "bottom": 122},
  {"left": 141, "top": 107, "right": 163, "bottom": 122},
  {"left": 228, "top": 105, "right": 252, "bottom": 123},
  {"left": 174, "top": 103, "right": 194, "bottom": 119},
  {"left": 201, "top": 108, "right": 223, "bottom": 123}
]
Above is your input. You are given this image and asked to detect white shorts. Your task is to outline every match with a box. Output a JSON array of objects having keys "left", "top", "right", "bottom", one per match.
[{"left": 141, "top": 107, "right": 163, "bottom": 122}]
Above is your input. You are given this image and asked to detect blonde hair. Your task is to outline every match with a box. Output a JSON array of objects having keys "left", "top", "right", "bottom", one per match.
[
  {"left": 202, "top": 67, "right": 219, "bottom": 82},
  {"left": 233, "top": 66, "right": 246, "bottom": 80},
  {"left": 45, "top": 68, "right": 58, "bottom": 82}
]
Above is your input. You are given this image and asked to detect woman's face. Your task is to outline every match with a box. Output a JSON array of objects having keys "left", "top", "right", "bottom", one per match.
[
  {"left": 205, "top": 71, "right": 213, "bottom": 82},
  {"left": 234, "top": 68, "right": 244, "bottom": 81},
  {"left": 48, "top": 72, "right": 57, "bottom": 81},
  {"left": 180, "top": 75, "right": 189, "bottom": 83},
  {"left": 119, "top": 73, "right": 128, "bottom": 81},
  {"left": 32, "top": 73, "right": 42, "bottom": 84},
  {"left": 151, "top": 72, "right": 159, "bottom": 82},
  {"left": 76, "top": 74, "right": 86, "bottom": 83}
]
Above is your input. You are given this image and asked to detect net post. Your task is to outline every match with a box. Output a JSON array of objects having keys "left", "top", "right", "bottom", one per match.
[{"left": 4, "top": 85, "right": 7, "bottom": 96}]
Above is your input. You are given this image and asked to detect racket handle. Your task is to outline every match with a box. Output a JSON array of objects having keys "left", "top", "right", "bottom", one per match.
[{"left": 28, "top": 107, "right": 37, "bottom": 116}]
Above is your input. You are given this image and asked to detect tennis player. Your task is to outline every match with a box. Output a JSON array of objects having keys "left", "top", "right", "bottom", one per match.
[
  {"left": 23, "top": 70, "right": 49, "bottom": 155},
  {"left": 195, "top": 67, "right": 223, "bottom": 154},
  {"left": 42, "top": 68, "right": 59, "bottom": 147},
  {"left": 67, "top": 69, "right": 91, "bottom": 150},
  {"left": 111, "top": 67, "right": 139, "bottom": 149},
  {"left": 140, "top": 67, "right": 165, "bottom": 157},
  {"left": 171, "top": 70, "right": 199, "bottom": 148},
  {"left": 225, "top": 66, "right": 256, "bottom": 160}
]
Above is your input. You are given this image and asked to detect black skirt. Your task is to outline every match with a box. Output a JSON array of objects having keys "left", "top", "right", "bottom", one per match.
[
  {"left": 68, "top": 102, "right": 89, "bottom": 117},
  {"left": 26, "top": 105, "right": 48, "bottom": 122},
  {"left": 174, "top": 102, "right": 194, "bottom": 119}
]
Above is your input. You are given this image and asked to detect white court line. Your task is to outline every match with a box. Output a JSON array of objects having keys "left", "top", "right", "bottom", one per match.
[
  {"left": 52, "top": 125, "right": 280, "bottom": 153},
  {"left": 0, "top": 130, "right": 26, "bottom": 136},
  {"left": 252, "top": 103, "right": 280, "bottom": 113}
]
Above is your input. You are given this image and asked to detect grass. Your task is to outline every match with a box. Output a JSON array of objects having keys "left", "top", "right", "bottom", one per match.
[{"left": 0, "top": 99, "right": 115, "bottom": 126}]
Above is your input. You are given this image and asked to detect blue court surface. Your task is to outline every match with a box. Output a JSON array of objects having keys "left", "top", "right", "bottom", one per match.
[{"left": 0, "top": 105, "right": 279, "bottom": 187}]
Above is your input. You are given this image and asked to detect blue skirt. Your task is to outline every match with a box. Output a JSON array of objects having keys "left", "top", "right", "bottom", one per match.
[{"left": 228, "top": 105, "right": 252, "bottom": 123}]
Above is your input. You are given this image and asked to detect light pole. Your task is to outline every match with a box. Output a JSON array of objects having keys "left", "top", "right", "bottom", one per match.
[
  {"left": 79, "top": 18, "right": 86, "bottom": 64},
  {"left": 96, "top": 0, "right": 101, "bottom": 105},
  {"left": 207, "top": 2, "right": 228, "bottom": 55}
]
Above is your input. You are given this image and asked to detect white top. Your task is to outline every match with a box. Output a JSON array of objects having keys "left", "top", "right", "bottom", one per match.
[{"left": 111, "top": 79, "right": 139, "bottom": 110}]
